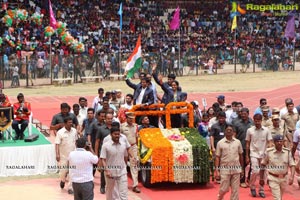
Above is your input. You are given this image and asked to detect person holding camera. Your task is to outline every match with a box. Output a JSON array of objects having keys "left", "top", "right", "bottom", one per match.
[
  {"left": 0, "top": 92, "right": 11, "bottom": 140},
  {"left": 68, "top": 137, "right": 99, "bottom": 200},
  {"left": 12, "top": 93, "right": 31, "bottom": 140}
]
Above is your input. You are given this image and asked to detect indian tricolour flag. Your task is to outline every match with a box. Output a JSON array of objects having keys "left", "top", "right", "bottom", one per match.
[{"left": 125, "top": 35, "right": 142, "bottom": 78}]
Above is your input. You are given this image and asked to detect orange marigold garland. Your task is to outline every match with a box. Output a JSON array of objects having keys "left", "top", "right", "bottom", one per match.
[
  {"left": 139, "top": 128, "right": 174, "bottom": 183},
  {"left": 117, "top": 107, "right": 128, "bottom": 123},
  {"left": 165, "top": 102, "right": 194, "bottom": 128},
  {"left": 130, "top": 104, "right": 165, "bottom": 111},
  {"left": 130, "top": 102, "right": 194, "bottom": 129}
]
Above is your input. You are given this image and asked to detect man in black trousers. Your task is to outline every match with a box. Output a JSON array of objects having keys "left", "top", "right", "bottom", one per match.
[{"left": 68, "top": 137, "right": 98, "bottom": 200}]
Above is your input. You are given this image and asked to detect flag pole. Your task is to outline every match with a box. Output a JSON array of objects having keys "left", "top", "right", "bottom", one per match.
[
  {"left": 178, "top": 29, "right": 180, "bottom": 75},
  {"left": 119, "top": 29, "right": 121, "bottom": 75},
  {"left": 169, "top": 6, "right": 180, "bottom": 75},
  {"left": 234, "top": 29, "right": 236, "bottom": 73},
  {"left": 293, "top": 39, "right": 296, "bottom": 71},
  {"left": 49, "top": 0, "right": 56, "bottom": 84},
  {"left": 50, "top": 36, "right": 52, "bottom": 84},
  {"left": 118, "top": 3, "right": 122, "bottom": 76}
]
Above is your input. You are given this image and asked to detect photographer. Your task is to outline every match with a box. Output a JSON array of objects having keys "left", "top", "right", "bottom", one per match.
[
  {"left": 12, "top": 93, "right": 31, "bottom": 140},
  {"left": 0, "top": 92, "right": 11, "bottom": 140},
  {"left": 0, "top": 92, "right": 11, "bottom": 107},
  {"left": 68, "top": 137, "right": 98, "bottom": 200}
]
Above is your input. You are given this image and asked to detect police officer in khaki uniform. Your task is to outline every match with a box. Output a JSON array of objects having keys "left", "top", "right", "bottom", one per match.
[
  {"left": 272, "top": 107, "right": 285, "bottom": 128},
  {"left": 262, "top": 106, "right": 272, "bottom": 128},
  {"left": 281, "top": 101, "right": 299, "bottom": 148},
  {"left": 260, "top": 134, "right": 295, "bottom": 200},
  {"left": 120, "top": 112, "right": 140, "bottom": 193},
  {"left": 269, "top": 115, "right": 288, "bottom": 147},
  {"left": 215, "top": 124, "right": 244, "bottom": 200},
  {"left": 245, "top": 113, "right": 273, "bottom": 198}
]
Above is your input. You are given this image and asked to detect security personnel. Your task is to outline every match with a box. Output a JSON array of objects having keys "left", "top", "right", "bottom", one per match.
[
  {"left": 120, "top": 112, "right": 140, "bottom": 193},
  {"left": 261, "top": 106, "right": 272, "bottom": 128},
  {"left": 281, "top": 100, "right": 299, "bottom": 148},
  {"left": 215, "top": 124, "right": 244, "bottom": 200},
  {"left": 260, "top": 134, "right": 295, "bottom": 200},
  {"left": 269, "top": 115, "right": 288, "bottom": 147},
  {"left": 245, "top": 113, "right": 272, "bottom": 198}
]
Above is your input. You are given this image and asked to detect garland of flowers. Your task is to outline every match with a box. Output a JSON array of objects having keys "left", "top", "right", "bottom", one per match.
[
  {"left": 130, "top": 102, "right": 194, "bottom": 129},
  {"left": 165, "top": 102, "right": 194, "bottom": 128},
  {"left": 130, "top": 104, "right": 165, "bottom": 111},
  {"left": 117, "top": 107, "right": 129, "bottom": 124},
  {"left": 129, "top": 104, "right": 165, "bottom": 116},
  {"left": 130, "top": 110, "right": 166, "bottom": 116},
  {"left": 180, "top": 127, "right": 210, "bottom": 183},
  {"left": 139, "top": 128, "right": 174, "bottom": 183},
  {"left": 161, "top": 129, "right": 193, "bottom": 183},
  {"left": 138, "top": 127, "right": 210, "bottom": 184}
]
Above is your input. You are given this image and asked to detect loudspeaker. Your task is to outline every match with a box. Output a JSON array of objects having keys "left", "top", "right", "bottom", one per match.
[{"left": 24, "top": 134, "right": 39, "bottom": 142}]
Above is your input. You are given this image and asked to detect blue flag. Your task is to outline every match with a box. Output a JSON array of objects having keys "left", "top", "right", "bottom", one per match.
[{"left": 118, "top": 3, "right": 123, "bottom": 31}]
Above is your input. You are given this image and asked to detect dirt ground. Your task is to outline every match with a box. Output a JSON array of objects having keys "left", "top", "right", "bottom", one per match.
[{"left": 3, "top": 70, "right": 300, "bottom": 98}]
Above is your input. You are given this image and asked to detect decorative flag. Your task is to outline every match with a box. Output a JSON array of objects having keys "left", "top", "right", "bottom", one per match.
[
  {"left": 169, "top": 7, "right": 180, "bottom": 30},
  {"left": 49, "top": 0, "right": 57, "bottom": 29},
  {"left": 125, "top": 35, "right": 142, "bottom": 78},
  {"left": 284, "top": 13, "right": 295, "bottom": 39},
  {"left": 231, "top": 1, "right": 237, "bottom": 32},
  {"left": 118, "top": 3, "right": 123, "bottom": 31},
  {"left": 231, "top": 16, "right": 237, "bottom": 32},
  {"left": 237, "top": 4, "right": 246, "bottom": 15}
]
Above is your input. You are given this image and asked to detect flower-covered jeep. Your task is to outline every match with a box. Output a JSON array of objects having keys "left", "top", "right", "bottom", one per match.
[{"left": 130, "top": 102, "right": 210, "bottom": 187}]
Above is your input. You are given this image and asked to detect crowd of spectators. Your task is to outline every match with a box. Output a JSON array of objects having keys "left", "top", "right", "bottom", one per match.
[{"left": 1, "top": 0, "right": 299, "bottom": 81}]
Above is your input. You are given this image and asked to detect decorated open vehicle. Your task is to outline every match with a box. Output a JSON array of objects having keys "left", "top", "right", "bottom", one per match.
[{"left": 130, "top": 102, "right": 210, "bottom": 188}]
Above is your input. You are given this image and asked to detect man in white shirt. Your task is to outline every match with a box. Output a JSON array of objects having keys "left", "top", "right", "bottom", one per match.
[
  {"left": 11, "top": 65, "right": 20, "bottom": 87},
  {"left": 78, "top": 97, "right": 88, "bottom": 119},
  {"left": 55, "top": 117, "right": 79, "bottom": 194},
  {"left": 101, "top": 127, "right": 133, "bottom": 200},
  {"left": 245, "top": 113, "right": 272, "bottom": 198},
  {"left": 116, "top": 89, "right": 125, "bottom": 105},
  {"left": 125, "top": 77, "right": 154, "bottom": 106},
  {"left": 280, "top": 98, "right": 298, "bottom": 117},
  {"left": 72, "top": 104, "right": 85, "bottom": 135},
  {"left": 120, "top": 94, "right": 134, "bottom": 110},
  {"left": 68, "top": 137, "right": 98, "bottom": 200},
  {"left": 136, "top": 86, "right": 146, "bottom": 105},
  {"left": 146, "top": 73, "right": 159, "bottom": 103},
  {"left": 92, "top": 88, "right": 104, "bottom": 111}
]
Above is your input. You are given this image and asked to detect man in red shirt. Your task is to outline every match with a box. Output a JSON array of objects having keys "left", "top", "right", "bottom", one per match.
[
  {"left": 12, "top": 93, "right": 31, "bottom": 140},
  {"left": 0, "top": 93, "right": 11, "bottom": 107},
  {"left": 0, "top": 92, "right": 11, "bottom": 140}
]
